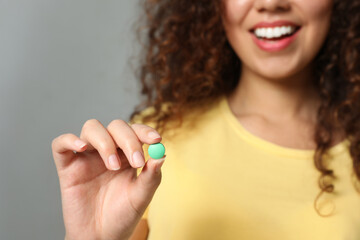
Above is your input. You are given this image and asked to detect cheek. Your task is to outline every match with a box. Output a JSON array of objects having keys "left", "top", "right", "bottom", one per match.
[
  {"left": 297, "top": 0, "right": 333, "bottom": 19},
  {"left": 222, "top": 0, "right": 253, "bottom": 25},
  {"left": 299, "top": 0, "right": 333, "bottom": 56},
  {"left": 297, "top": 0, "right": 333, "bottom": 34}
]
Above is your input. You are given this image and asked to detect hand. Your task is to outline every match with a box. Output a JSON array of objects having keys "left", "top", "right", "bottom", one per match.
[{"left": 52, "top": 119, "right": 165, "bottom": 240}]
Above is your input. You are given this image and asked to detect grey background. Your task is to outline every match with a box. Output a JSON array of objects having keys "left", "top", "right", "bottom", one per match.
[{"left": 0, "top": 1, "right": 143, "bottom": 239}]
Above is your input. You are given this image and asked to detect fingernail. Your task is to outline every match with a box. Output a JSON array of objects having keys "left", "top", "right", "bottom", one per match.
[
  {"left": 148, "top": 131, "right": 161, "bottom": 140},
  {"left": 132, "top": 151, "right": 145, "bottom": 168},
  {"left": 155, "top": 156, "right": 166, "bottom": 173},
  {"left": 108, "top": 154, "right": 120, "bottom": 170},
  {"left": 75, "top": 140, "right": 86, "bottom": 149}
]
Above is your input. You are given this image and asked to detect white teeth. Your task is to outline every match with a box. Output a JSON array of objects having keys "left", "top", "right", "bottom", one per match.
[
  {"left": 266, "top": 28, "right": 274, "bottom": 38},
  {"left": 253, "top": 26, "right": 296, "bottom": 39},
  {"left": 273, "top": 27, "right": 281, "bottom": 37}
]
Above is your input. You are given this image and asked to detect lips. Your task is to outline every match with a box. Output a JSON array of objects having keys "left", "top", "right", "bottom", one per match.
[
  {"left": 250, "top": 20, "right": 300, "bottom": 30},
  {"left": 249, "top": 20, "right": 302, "bottom": 51}
]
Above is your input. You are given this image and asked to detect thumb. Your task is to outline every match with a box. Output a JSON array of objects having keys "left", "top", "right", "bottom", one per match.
[{"left": 128, "top": 156, "right": 166, "bottom": 215}]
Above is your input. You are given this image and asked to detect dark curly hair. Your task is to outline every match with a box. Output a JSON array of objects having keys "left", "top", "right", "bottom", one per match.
[{"left": 128, "top": 0, "right": 360, "bottom": 217}]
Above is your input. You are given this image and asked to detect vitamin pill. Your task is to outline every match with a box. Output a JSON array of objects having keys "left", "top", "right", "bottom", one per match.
[{"left": 148, "top": 143, "right": 165, "bottom": 159}]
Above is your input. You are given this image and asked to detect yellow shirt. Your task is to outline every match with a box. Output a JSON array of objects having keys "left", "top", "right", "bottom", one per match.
[{"left": 131, "top": 95, "right": 360, "bottom": 240}]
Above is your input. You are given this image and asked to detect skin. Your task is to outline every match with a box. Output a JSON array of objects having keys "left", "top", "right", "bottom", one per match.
[
  {"left": 129, "top": 219, "right": 149, "bottom": 240},
  {"left": 53, "top": 1, "right": 338, "bottom": 240},
  {"left": 131, "top": 0, "right": 339, "bottom": 238},
  {"left": 52, "top": 120, "right": 164, "bottom": 240},
  {"left": 221, "top": 0, "right": 343, "bottom": 150}
]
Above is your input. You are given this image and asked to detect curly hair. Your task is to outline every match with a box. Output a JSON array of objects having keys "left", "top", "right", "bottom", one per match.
[{"left": 128, "top": 0, "right": 360, "bottom": 217}]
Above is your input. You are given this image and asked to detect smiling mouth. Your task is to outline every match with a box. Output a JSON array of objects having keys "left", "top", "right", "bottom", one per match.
[{"left": 250, "top": 25, "right": 301, "bottom": 41}]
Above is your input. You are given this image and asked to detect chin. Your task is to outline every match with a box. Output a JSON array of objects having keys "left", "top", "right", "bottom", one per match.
[
  {"left": 249, "top": 55, "right": 309, "bottom": 80},
  {"left": 253, "top": 66, "right": 302, "bottom": 81}
]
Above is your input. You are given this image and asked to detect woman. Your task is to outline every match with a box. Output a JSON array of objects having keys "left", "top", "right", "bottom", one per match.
[{"left": 51, "top": 0, "right": 360, "bottom": 239}]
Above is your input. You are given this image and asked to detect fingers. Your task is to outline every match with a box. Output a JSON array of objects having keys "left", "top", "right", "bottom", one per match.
[
  {"left": 129, "top": 155, "right": 166, "bottom": 213},
  {"left": 129, "top": 123, "right": 162, "bottom": 144},
  {"left": 80, "top": 119, "right": 122, "bottom": 171},
  {"left": 52, "top": 133, "right": 88, "bottom": 169},
  {"left": 107, "top": 121, "right": 162, "bottom": 169},
  {"left": 52, "top": 118, "right": 164, "bottom": 172}
]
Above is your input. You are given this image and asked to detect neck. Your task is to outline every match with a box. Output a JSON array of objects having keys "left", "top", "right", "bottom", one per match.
[{"left": 228, "top": 64, "right": 321, "bottom": 124}]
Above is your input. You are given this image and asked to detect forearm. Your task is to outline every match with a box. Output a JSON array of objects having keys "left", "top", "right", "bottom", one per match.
[{"left": 129, "top": 219, "right": 149, "bottom": 240}]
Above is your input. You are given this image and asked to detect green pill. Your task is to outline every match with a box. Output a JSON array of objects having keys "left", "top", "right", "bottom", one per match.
[{"left": 148, "top": 143, "right": 165, "bottom": 159}]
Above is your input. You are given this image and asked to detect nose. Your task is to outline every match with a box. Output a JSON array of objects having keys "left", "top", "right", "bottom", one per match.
[{"left": 254, "top": 0, "right": 291, "bottom": 12}]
